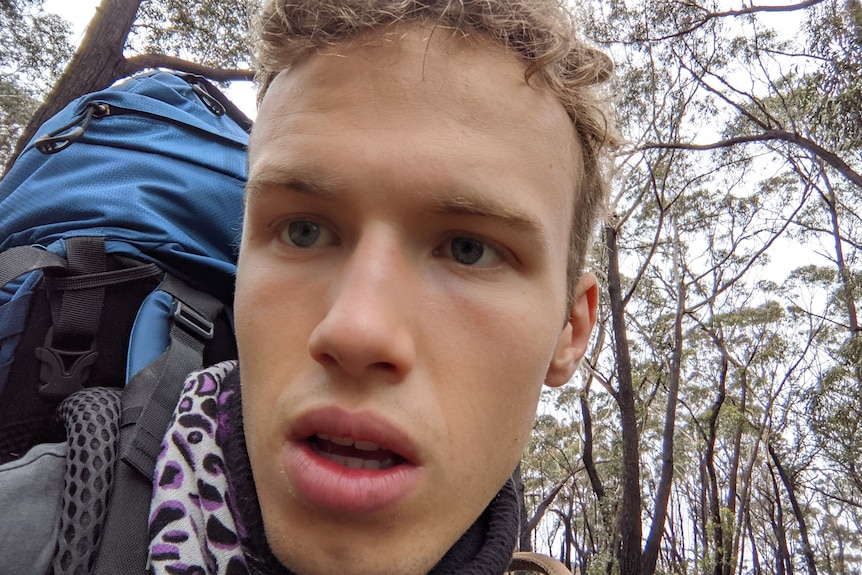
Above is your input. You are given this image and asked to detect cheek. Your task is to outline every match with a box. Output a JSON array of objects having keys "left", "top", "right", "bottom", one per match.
[
  {"left": 432, "top": 306, "right": 557, "bottom": 474},
  {"left": 235, "top": 253, "right": 315, "bottom": 360},
  {"left": 234, "top": 255, "right": 311, "bottom": 428}
]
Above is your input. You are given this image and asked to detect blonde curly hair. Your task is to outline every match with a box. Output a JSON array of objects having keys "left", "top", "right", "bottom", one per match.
[{"left": 254, "top": 0, "right": 618, "bottom": 303}]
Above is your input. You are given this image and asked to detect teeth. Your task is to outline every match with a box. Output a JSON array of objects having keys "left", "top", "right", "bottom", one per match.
[
  {"left": 345, "top": 456, "right": 364, "bottom": 469},
  {"left": 324, "top": 453, "right": 377, "bottom": 469},
  {"left": 312, "top": 444, "right": 394, "bottom": 471},
  {"left": 315, "top": 435, "right": 382, "bottom": 452}
]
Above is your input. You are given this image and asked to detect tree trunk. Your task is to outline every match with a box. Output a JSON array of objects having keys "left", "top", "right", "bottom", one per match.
[
  {"left": 604, "top": 222, "right": 642, "bottom": 575},
  {"left": 580, "top": 388, "right": 607, "bottom": 502},
  {"left": 821, "top": 173, "right": 860, "bottom": 338},
  {"left": 768, "top": 464, "right": 793, "bottom": 575},
  {"left": 6, "top": 0, "right": 142, "bottom": 173},
  {"left": 641, "top": 227, "right": 685, "bottom": 575},
  {"left": 705, "top": 358, "right": 728, "bottom": 575},
  {"left": 768, "top": 443, "right": 818, "bottom": 575},
  {"left": 727, "top": 371, "right": 747, "bottom": 575},
  {"left": 744, "top": 505, "right": 762, "bottom": 575},
  {"left": 513, "top": 463, "right": 533, "bottom": 552},
  {"left": 819, "top": 170, "right": 862, "bottom": 391}
]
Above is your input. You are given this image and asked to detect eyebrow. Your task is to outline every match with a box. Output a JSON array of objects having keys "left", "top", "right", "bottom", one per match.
[
  {"left": 426, "top": 193, "right": 548, "bottom": 243},
  {"left": 246, "top": 167, "right": 341, "bottom": 200},
  {"left": 247, "top": 166, "right": 549, "bottom": 244}
]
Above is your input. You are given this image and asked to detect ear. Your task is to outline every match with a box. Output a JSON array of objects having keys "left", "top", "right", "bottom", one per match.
[{"left": 545, "top": 273, "right": 598, "bottom": 388}]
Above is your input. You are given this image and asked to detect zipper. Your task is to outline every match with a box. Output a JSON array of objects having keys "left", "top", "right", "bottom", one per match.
[
  {"left": 33, "top": 78, "right": 231, "bottom": 155},
  {"left": 34, "top": 102, "right": 110, "bottom": 154}
]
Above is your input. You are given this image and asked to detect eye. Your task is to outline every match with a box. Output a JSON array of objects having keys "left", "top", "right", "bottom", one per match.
[
  {"left": 438, "top": 236, "right": 503, "bottom": 267},
  {"left": 279, "top": 219, "right": 338, "bottom": 248}
]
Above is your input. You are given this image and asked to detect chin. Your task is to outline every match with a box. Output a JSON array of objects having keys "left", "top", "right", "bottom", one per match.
[{"left": 274, "top": 545, "right": 439, "bottom": 575}]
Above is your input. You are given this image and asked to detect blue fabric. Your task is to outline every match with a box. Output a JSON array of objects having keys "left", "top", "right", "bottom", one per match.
[
  {"left": 0, "top": 272, "right": 42, "bottom": 395},
  {"left": 0, "top": 72, "right": 248, "bottom": 394},
  {"left": 126, "top": 289, "right": 173, "bottom": 384},
  {"left": 0, "top": 72, "right": 248, "bottom": 292}
]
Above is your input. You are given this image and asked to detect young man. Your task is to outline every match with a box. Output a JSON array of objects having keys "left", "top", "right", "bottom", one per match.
[{"left": 147, "top": 1, "right": 617, "bottom": 574}]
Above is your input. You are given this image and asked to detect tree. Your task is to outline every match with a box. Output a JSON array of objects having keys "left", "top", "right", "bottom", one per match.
[
  {"left": 0, "top": 0, "right": 74, "bottom": 167},
  {"left": 2, "top": 0, "right": 257, "bottom": 173},
  {"left": 519, "top": 1, "right": 862, "bottom": 573}
]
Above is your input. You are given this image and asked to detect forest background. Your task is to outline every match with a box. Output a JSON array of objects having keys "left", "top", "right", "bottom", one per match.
[{"left": 1, "top": 0, "right": 861, "bottom": 574}]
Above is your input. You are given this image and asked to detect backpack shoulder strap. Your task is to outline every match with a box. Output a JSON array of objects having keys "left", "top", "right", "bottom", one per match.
[
  {"left": 508, "top": 551, "right": 572, "bottom": 575},
  {"left": 91, "top": 276, "right": 226, "bottom": 575},
  {"left": 120, "top": 274, "right": 224, "bottom": 478}
]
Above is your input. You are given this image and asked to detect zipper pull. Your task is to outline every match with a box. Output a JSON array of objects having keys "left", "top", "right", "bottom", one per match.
[{"left": 34, "top": 102, "right": 110, "bottom": 154}]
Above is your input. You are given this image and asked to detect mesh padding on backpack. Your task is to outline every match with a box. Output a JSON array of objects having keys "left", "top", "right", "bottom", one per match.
[{"left": 53, "top": 387, "right": 121, "bottom": 575}]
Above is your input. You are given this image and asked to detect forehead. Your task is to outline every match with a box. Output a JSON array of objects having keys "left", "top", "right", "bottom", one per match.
[
  {"left": 250, "top": 24, "right": 579, "bottom": 176},
  {"left": 247, "top": 26, "right": 581, "bottom": 260}
]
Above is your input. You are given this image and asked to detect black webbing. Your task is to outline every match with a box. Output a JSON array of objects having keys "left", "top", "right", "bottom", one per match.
[
  {"left": 92, "top": 276, "right": 224, "bottom": 575},
  {"left": 52, "top": 237, "right": 106, "bottom": 349},
  {"left": 120, "top": 274, "right": 222, "bottom": 478},
  {"left": 0, "top": 245, "right": 68, "bottom": 285}
]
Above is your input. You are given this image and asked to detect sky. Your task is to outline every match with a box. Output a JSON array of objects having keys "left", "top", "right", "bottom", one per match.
[{"left": 41, "top": 0, "right": 259, "bottom": 119}]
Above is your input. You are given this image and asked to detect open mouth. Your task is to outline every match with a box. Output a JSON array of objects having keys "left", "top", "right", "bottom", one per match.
[{"left": 309, "top": 433, "right": 407, "bottom": 471}]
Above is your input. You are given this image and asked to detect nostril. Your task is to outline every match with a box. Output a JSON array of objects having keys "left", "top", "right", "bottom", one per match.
[
  {"left": 314, "top": 352, "right": 339, "bottom": 368},
  {"left": 370, "top": 361, "right": 399, "bottom": 375}
]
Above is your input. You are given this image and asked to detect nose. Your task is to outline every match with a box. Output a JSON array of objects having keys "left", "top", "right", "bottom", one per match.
[{"left": 307, "top": 229, "right": 417, "bottom": 383}]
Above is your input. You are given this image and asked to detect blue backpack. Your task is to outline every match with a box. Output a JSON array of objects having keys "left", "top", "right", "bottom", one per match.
[{"left": 0, "top": 71, "right": 249, "bottom": 574}]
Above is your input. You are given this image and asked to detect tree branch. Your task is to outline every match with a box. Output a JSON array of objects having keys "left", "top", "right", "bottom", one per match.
[
  {"left": 638, "top": 131, "right": 862, "bottom": 190},
  {"left": 524, "top": 476, "right": 572, "bottom": 539},
  {"left": 123, "top": 54, "right": 254, "bottom": 82},
  {"left": 629, "top": 0, "right": 828, "bottom": 43}
]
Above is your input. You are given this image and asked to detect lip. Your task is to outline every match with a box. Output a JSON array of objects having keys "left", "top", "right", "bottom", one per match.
[{"left": 282, "top": 406, "right": 423, "bottom": 514}]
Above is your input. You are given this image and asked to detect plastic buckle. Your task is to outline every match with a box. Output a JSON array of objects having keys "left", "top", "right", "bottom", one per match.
[
  {"left": 35, "top": 327, "right": 99, "bottom": 400},
  {"left": 171, "top": 299, "right": 214, "bottom": 340}
]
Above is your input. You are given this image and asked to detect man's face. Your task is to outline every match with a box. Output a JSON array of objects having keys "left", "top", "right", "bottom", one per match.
[{"left": 236, "top": 26, "right": 596, "bottom": 575}]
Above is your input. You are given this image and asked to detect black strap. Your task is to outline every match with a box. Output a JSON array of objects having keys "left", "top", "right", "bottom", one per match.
[
  {"left": 0, "top": 241, "right": 161, "bottom": 291},
  {"left": 40, "top": 263, "right": 161, "bottom": 291},
  {"left": 92, "top": 276, "right": 224, "bottom": 575},
  {"left": 90, "top": 456, "right": 156, "bottom": 575},
  {"left": 0, "top": 245, "right": 68, "bottom": 285},
  {"left": 121, "top": 274, "right": 222, "bottom": 478},
  {"left": 52, "top": 236, "right": 106, "bottom": 347},
  {"left": 36, "top": 238, "right": 108, "bottom": 400},
  {"left": 6, "top": 238, "right": 164, "bottom": 401}
]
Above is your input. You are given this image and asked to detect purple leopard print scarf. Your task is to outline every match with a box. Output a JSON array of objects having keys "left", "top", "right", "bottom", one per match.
[
  {"left": 148, "top": 361, "right": 520, "bottom": 575},
  {"left": 148, "top": 361, "right": 249, "bottom": 575}
]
